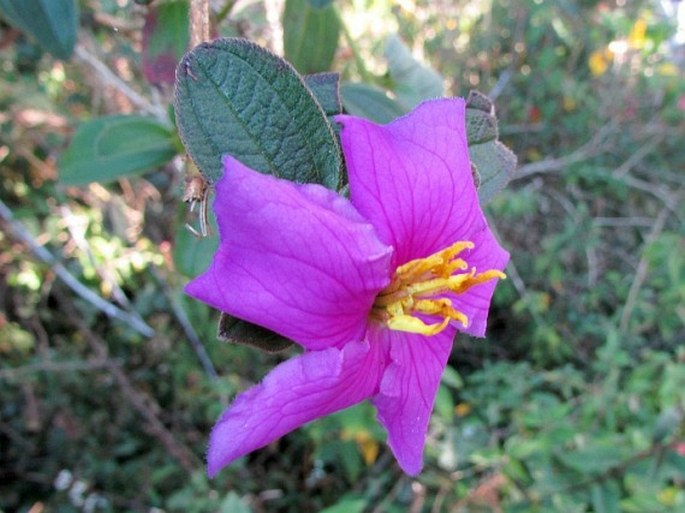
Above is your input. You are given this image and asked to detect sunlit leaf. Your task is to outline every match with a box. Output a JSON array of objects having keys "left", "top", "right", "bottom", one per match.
[{"left": 384, "top": 34, "right": 444, "bottom": 109}]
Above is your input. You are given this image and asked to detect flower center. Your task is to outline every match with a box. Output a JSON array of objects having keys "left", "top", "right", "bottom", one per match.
[{"left": 371, "top": 241, "right": 506, "bottom": 336}]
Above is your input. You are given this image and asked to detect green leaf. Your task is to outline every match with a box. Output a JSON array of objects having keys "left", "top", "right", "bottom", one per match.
[
  {"left": 283, "top": 0, "right": 341, "bottom": 74},
  {"left": 59, "top": 115, "right": 177, "bottom": 185},
  {"left": 172, "top": 214, "right": 218, "bottom": 278},
  {"left": 441, "top": 366, "right": 464, "bottom": 389},
  {"left": 590, "top": 481, "right": 621, "bottom": 513},
  {"left": 218, "top": 492, "right": 252, "bottom": 513},
  {"left": 465, "top": 91, "right": 517, "bottom": 204},
  {"left": 340, "top": 83, "right": 406, "bottom": 124},
  {"left": 304, "top": 72, "right": 342, "bottom": 117},
  {"left": 384, "top": 34, "right": 444, "bottom": 109},
  {"left": 319, "top": 497, "right": 368, "bottom": 513},
  {"left": 0, "top": 0, "right": 78, "bottom": 59},
  {"left": 174, "top": 38, "right": 341, "bottom": 188},
  {"left": 466, "top": 110, "right": 498, "bottom": 144},
  {"left": 651, "top": 407, "right": 683, "bottom": 444},
  {"left": 556, "top": 439, "right": 628, "bottom": 475},
  {"left": 470, "top": 141, "right": 517, "bottom": 204},
  {"left": 435, "top": 384, "right": 455, "bottom": 420}
]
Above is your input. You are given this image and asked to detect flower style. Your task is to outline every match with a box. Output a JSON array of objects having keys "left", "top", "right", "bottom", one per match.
[{"left": 185, "top": 98, "right": 509, "bottom": 477}]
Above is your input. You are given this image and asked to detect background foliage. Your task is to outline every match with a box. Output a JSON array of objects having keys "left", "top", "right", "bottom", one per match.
[{"left": 1, "top": 0, "right": 684, "bottom": 512}]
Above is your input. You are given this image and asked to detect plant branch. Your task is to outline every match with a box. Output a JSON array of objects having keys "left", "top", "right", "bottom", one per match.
[
  {"left": 0, "top": 359, "right": 114, "bottom": 379},
  {"left": 74, "top": 44, "right": 167, "bottom": 122},
  {"left": 337, "top": 6, "right": 373, "bottom": 84},
  {"left": 58, "top": 293, "right": 200, "bottom": 472},
  {"left": 514, "top": 120, "right": 617, "bottom": 180},
  {"left": 150, "top": 269, "right": 219, "bottom": 382},
  {"left": 214, "top": 0, "right": 237, "bottom": 24},
  {"left": 190, "top": 0, "right": 210, "bottom": 48},
  {"left": 0, "top": 199, "right": 155, "bottom": 338},
  {"left": 619, "top": 204, "right": 672, "bottom": 333}
]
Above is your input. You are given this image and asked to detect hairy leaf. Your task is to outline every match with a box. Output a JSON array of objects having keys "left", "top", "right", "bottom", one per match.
[
  {"left": 174, "top": 38, "right": 341, "bottom": 188},
  {"left": 304, "top": 72, "right": 342, "bottom": 117},
  {"left": 466, "top": 91, "right": 517, "bottom": 204}
]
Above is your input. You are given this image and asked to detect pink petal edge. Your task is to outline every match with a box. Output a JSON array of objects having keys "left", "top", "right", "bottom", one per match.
[
  {"left": 370, "top": 326, "right": 454, "bottom": 475},
  {"left": 207, "top": 339, "right": 386, "bottom": 477}
]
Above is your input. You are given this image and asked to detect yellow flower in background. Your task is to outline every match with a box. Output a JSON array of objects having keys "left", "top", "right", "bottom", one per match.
[
  {"left": 658, "top": 63, "right": 678, "bottom": 76},
  {"left": 342, "top": 428, "right": 380, "bottom": 465},
  {"left": 589, "top": 48, "right": 612, "bottom": 76},
  {"left": 563, "top": 96, "right": 577, "bottom": 112},
  {"left": 628, "top": 18, "right": 647, "bottom": 48},
  {"left": 355, "top": 431, "right": 380, "bottom": 465},
  {"left": 455, "top": 402, "right": 472, "bottom": 417}
]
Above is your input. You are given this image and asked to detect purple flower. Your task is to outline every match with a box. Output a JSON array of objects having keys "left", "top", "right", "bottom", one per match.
[{"left": 186, "top": 98, "right": 509, "bottom": 477}]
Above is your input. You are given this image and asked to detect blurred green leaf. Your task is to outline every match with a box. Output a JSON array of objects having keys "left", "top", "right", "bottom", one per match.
[
  {"left": 556, "top": 439, "right": 628, "bottom": 474},
  {"left": 338, "top": 440, "right": 365, "bottom": 482},
  {"left": 591, "top": 481, "right": 621, "bottom": 513},
  {"left": 384, "top": 34, "right": 444, "bottom": 109},
  {"left": 172, "top": 216, "right": 218, "bottom": 278},
  {"left": 283, "top": 0, "right": 341, "bottom": 74},
  {"left": 319, "top": 497, "right": 368, "bottom": 513},
  {"left": 59, "top": 115, "right": 177, "bottom": 185},
  {"left": 174, "top": 38, "right": 341, "bottom": 188},
  {"left": 218, "top": 492, "right": 252, "bottom": 513},
  {"left": 441, "top": 365, "right": 464, "bottom": 389},
  {"left": 340, "top": 82, "right": 405, "bottom": 124},
  {"left": 651, "top": 407, "right": 683, "bottom": 444},
  {"left": 0, "top": 0, "right": 78, "bottom": 59},
  {"left": 435, "top": 384, "right": 455, "bottom": 420}
]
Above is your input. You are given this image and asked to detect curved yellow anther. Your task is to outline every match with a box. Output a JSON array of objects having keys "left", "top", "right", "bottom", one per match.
[
  {"left": 414, "top": 298, "right": 469, "bottom": 328},
  {"left": 372, "top": 240, "right": 505, "bottom": 336},
  {"left": 387, "top": 315, "right": 450, "bottom": 335}
]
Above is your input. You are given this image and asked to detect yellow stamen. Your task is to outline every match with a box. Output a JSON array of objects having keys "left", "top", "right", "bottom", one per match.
[{"left": 372, "top": 241, "right": 506, "bottom": 336}]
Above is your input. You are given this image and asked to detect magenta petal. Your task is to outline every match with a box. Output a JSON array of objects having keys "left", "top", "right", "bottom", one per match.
[
  {"left": 370, "top": 327, "right": 454, "bottom": 475},
  {"left": 207, "top": 340, "right": 386, "bottom": 477},
  {"left": 337, "top": 99, "right": 484, "bottom": 266},
  {"left": 185, "top": 157, "right": 393, "bottom": 351}
]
